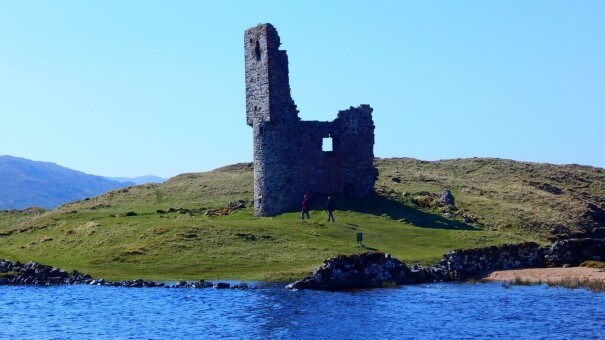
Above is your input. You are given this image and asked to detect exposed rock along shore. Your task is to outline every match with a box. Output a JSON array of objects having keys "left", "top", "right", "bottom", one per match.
[
  {"left": 2, "top": 237, "right": 603, "bottom": 291},
  {"left": 287, "top": 237, "right": 605, "bottom": 290},
  {"left": 0, "top": 260, "right": 249, "bottom": 289}
]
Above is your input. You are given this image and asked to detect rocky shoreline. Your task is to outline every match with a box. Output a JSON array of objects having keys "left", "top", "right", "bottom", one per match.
[
  {"left": 3, "top": 237, "right": 603, "bottom": 291},
  {"left": 287, "top": 237, "right": 605, "bottom": 290},
  {"left": 0, "top": 259, "right": 249, "bottom": 289}
]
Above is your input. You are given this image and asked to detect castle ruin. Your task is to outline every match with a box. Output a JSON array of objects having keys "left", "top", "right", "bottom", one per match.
[{"left": 245, "top": 23, "right": 377, "bottom": 216}]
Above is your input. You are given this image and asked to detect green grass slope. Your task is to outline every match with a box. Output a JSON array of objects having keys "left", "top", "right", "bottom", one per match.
[
  {"left": 375, "top": 158, "right": 605, "bottom": 237},
  {"left": 1, "top": 158, "right": 603, "bottom": 282}
]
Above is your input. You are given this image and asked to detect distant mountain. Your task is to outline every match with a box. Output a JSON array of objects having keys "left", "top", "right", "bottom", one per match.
[
  {"left": 0, "top": 155, "right": 129, "bottom": 210},
  {"left": 106, "top": 175, "right": 165, "bottom": 185}
]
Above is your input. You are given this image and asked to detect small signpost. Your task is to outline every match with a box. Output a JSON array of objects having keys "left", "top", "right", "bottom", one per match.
[{"left": 356, "top": 232, "right": 363, "bottom": 245}]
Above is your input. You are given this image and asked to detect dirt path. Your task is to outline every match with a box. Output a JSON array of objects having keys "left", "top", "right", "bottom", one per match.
[{"left": 482, "top": 267, "right": 605, "bottom": 283}]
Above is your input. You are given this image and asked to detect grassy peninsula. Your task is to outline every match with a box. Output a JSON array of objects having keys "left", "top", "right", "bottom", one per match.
[{"left": 1, "top": 158, "right": 604, "bottom": 281}]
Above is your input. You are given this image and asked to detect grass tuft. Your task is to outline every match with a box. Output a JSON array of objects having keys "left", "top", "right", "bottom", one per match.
[
  {"left": 546, "top": 278, "right": 605, "bottom": 292},
  {"left": 580, "top": 261, "right": 605, "bottom": 269}
]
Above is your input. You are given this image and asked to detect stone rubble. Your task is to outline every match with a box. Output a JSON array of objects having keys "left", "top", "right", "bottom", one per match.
[
  {"left": 288, "top": 237, "right": 605, "bottom": 290},
  {"left": 205, "top": 200, "right": 247, "bottom": 217},
  {"left": 0, "top": 259, "right": 250, "bottom": 289}
]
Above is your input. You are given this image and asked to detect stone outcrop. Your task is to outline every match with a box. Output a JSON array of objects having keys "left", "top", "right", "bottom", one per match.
[
  {"left": 286, "top": 252, "right": 443, "bottom": 290},
  {"left": 205, "top": 200, "right": 247, "bottom": 217},
  {"left": 245, "top": 23, "right": 377, "bottom": 216},
  {"left": 288, "top": 238, "right": 605, "bottom": 290},
  {"left": 438, "top": 189, "right": 455, "bottom": 207},
  {"left": 579, "top": 202, "right": 605, "bottom": 230},
  {"left": 0, "top": 260, "right": 88, "bottom": 285},
  {"left": 545, "top": 238, "right": 605, "bottom": 266}
]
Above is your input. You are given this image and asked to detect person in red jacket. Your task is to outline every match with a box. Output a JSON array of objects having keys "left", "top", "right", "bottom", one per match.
[{"left": 301, "top": 195, "right": 310, "bottom": 220}]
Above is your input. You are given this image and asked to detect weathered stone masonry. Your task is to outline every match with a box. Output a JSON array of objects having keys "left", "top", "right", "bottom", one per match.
[
  {"left": 245, "top": 23, "right": 377, "bottom": 216},
  {"left": 287, "top": 238, "right": 605, "bottom": 290}
]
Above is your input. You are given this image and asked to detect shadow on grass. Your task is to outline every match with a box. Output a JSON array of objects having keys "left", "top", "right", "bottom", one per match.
[
  {"left": 359, "top": 244, "right": 379, "bottom": 251},
  {"left": 310, "top": 192, "right": 478, "bottom": 231}
]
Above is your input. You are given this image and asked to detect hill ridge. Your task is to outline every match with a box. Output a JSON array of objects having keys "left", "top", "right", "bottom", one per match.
[{"left": 0, "top": 155, "right": 128, "bottom": 210}]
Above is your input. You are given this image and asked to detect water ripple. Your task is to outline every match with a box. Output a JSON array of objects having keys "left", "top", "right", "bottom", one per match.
[{"left": 1, "top": 283, "right": 604, "bottom": 339}]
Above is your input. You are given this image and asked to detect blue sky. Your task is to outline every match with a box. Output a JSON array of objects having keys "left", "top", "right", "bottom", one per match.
[{"left": 1, "top": 1, "right": 603, "bottom": 178}]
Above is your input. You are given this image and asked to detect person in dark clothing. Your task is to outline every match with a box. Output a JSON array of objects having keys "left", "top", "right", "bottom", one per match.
[
  {"left": 326, "top": 196, "right": 335, "bottom": 222},
  {"left": 301, "top": 195, "right": 310, "bottom": 220}
]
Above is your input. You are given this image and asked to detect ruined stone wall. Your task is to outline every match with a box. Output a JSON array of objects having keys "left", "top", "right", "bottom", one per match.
[
  {"left": 288, "top": 238, "right": 605, "bottom": 290},
  {"left": 245, "top": 23, "right": 376, "bottom": 216},
  {"left": 440, "top": 242, "right": 545, "bottom": 280},
  {"left": 299, "top": 106, "right": 376, "bottom": 196},
  {"left": 244, "top": 24, "right": 298, "bottom": 126},
  {"left": 245, "top": 24, "right": 303, "bottom": 216},
  {"left": 299, "top": 121, "right": 332, "bottom": 193},
  {"left": 331, "top": 105, "right": 377, "bottom": 196}
]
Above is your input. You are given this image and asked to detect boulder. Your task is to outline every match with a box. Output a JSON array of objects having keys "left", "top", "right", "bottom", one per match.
[
  {"left": 232, "top": 283, "right": 249, "bottom": 289},
  {"left": 191, "top": 280, "right": 213, "bottom": 288},
  {"left": 438, "top": 189, "right": 455, "bottom": 208},
  {"left": 214, "top": 282, "right": 231, "bottom": 289}
]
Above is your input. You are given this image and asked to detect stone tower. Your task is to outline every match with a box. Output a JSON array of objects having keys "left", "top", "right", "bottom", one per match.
[{"left": 245, "top": 23, "right": 377, "bottom": 216}]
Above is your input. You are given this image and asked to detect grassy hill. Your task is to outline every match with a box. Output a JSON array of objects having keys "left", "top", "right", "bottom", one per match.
[
  {"left": 375, "top": 158, "right": 605, "bottom": 237},
  {"left": 1, "top": 158, "right": 603, "bottom": 282}
]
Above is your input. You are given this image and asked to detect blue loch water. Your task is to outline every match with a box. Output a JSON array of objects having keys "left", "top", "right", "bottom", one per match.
[{"left": 1, "top": 282, "right": 604, "bottom": 339}]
